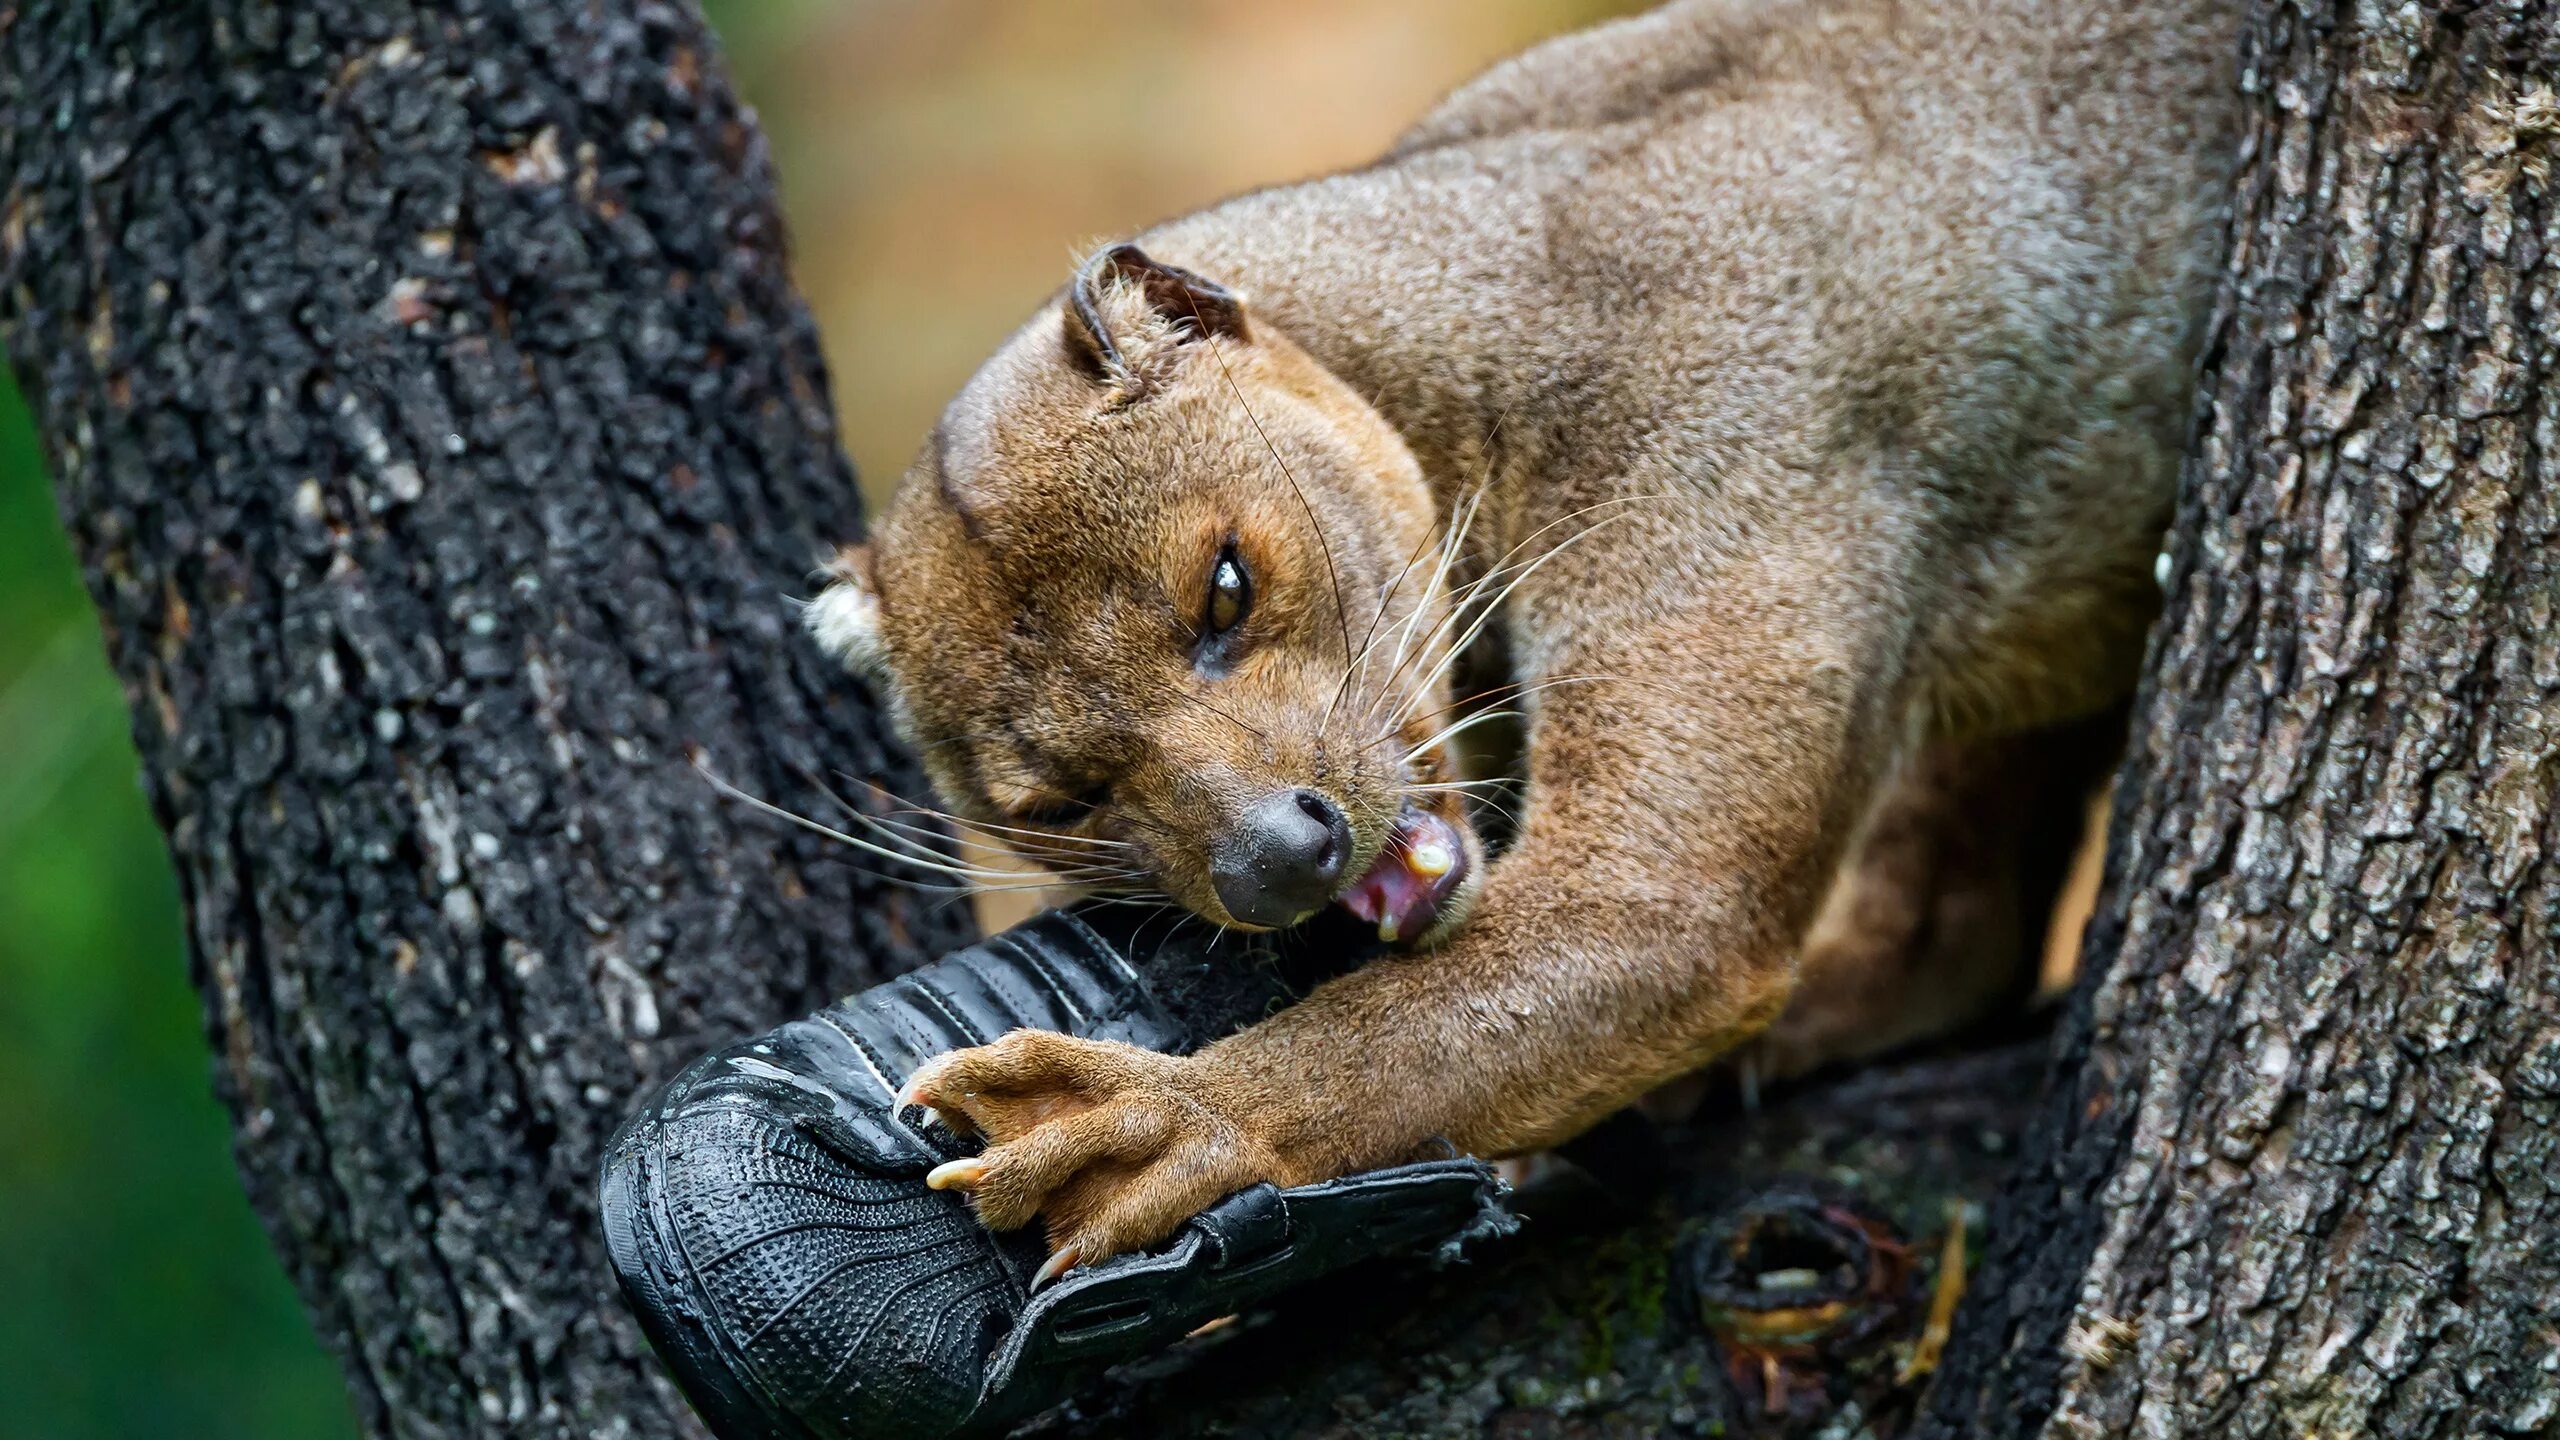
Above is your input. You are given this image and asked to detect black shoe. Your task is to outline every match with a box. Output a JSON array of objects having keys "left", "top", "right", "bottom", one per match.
[{"left": 599, "top": 906, "right": 1511, "bottom": 1440}]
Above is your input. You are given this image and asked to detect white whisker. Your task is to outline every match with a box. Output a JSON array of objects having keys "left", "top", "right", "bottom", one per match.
[
  {"left": 1321, "top": 497, "right": 1468, "bottom": 731},
  {"left": 1374, "top": 672, "right": 1624, "bottom": 742},
  {"left": 1396, "top": 708, "right": 1523, "bottom": 765},
  {"left": 1358, "top": 500, "right": 1654, "bottom": 740},
  {"left": 697, "top": 762, "right": 1083, "bottom": 885},
  {"left": 817, "top": 770, "right": 1138, "bottom": 855}
]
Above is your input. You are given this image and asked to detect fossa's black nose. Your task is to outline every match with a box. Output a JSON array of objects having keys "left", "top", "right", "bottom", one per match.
[{"left": 1212, "top": 788, "right": 1351, "bottom": 927}]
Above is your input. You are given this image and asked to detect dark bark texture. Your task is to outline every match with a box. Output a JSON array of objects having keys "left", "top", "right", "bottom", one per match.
[
  {"left": 0, "top": 3, "right": 969, "bottom": 1437},
  {"left": 1921, "top": 3, "right": 2560, "bottom": 1437}
]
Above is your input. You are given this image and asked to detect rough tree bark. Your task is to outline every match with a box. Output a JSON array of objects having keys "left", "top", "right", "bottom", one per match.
[
  {"left": 0, "top": 3, "right": 968, "bottom": 1437},
  {"left": 1920, "top": 3, "right": 2560, "bottom": 1436}
]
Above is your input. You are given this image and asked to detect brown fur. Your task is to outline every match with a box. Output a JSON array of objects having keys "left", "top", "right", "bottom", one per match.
[{"left": 815, "top": 0, "right": 2240, "bottom": 1268}]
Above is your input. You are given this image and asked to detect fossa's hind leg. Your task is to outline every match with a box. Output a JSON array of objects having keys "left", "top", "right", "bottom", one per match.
[{"left": 1744, "top": 711, "right": 2122, "bottom": 1081}]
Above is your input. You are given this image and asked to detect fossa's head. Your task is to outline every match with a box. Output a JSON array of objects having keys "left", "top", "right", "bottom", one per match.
[{"left": 811, "top": 245, "right": 1481, "bottom": 940}]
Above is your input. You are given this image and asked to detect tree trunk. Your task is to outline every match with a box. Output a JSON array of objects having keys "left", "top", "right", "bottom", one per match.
[
  {"left": 1920, "top": 3, "right": 2560, "bottom": 1436},
  {"left": 0, "top": 4, "right": 968, "bottom": 1437}
]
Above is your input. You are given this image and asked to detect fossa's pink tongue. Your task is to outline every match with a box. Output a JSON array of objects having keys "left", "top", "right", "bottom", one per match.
[{"left": 1338, "top": 809, "right": 1468, "bottom": 944}]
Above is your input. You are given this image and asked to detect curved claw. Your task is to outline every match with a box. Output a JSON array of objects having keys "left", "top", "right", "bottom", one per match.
[
  {"left": 927, "top": 1158, "right": 988, "bottom": 1192},
  {"left": 1034, "top": 1245, "right": 1083, "bottom": 1289}
]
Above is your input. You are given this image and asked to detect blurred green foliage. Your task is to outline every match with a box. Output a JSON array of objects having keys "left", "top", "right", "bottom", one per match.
[{"left": 0, "top": 378, "right": 357, "bottom": 1437}]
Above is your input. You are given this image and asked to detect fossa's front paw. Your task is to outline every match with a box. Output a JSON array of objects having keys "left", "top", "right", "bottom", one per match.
[{"left": 899, "top": 1031, "right": 1284, "bottom": 1282}]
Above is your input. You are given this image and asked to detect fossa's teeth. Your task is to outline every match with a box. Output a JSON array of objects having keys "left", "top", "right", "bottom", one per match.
[
  {"left": 1407, "top": 838, "right": 1456, "bottom": 878},
  {"left": 1379, "top": 918, "right": 1402, "bottom": 943}
]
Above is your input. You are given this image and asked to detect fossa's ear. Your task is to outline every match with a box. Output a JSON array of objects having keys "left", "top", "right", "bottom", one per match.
[
  {"left": 1060, "top": 242, "right": 1249, "bottom": 388},
  {"left": 804, "top": 543, "right": 887, "bottom": 679}
]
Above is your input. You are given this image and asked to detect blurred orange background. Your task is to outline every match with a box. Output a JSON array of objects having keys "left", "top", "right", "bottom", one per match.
[{"left": 724, "top": 0, "right": 1644, "bottom": 509}]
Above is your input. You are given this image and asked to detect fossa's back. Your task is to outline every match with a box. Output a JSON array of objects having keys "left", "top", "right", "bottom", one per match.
[{"left": 1144, "top": 0, "right": 2241, "bottom": 731}]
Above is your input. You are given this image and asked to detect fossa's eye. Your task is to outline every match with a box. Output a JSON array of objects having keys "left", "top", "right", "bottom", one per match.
[{"left": 1206, "top": 545, "right": 1251, "bottom": 636}]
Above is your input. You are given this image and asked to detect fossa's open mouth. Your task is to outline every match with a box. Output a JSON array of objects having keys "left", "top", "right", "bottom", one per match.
[{"left": 1337, "top": 806, "right": 1469, "bottom": 944}]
